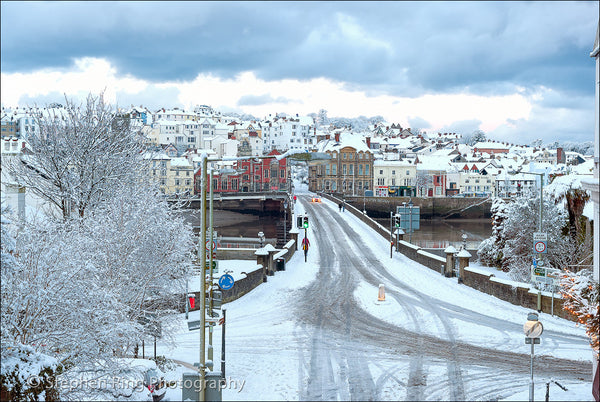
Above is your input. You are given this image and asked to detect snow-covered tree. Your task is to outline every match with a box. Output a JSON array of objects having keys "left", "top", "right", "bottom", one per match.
[
  {"left": 477, "top": 194, "right": 572, "bottom": 281},
  {"left": 5, "top": 92, "right": 146, "bottom": 220},
  {"left": 560, "top": 269, "right": 599, "bottom": 353},
  {"left": 1, "top": 94, "right": 195, "bottom": 398},
  {"left": 477, "top": 197, "right": 509, "bottom": 268},
  {"left": 467, "top": 129, "right": 486, "bottom": 146}
]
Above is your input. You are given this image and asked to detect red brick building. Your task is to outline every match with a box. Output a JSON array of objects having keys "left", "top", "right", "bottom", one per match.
[{"left": 194, "top": 150, "right": 289, "bottom": 194}]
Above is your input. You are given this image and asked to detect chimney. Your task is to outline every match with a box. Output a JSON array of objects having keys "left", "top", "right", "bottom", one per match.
[
  {"left": 335, "top": 132, "right": 340, "bottom": 142},
  {"left": 366, "top": 136, "right": 371, "bottom": 148},
  {"left": 557, "top": 147, "right": 565, "bottom": 164}
]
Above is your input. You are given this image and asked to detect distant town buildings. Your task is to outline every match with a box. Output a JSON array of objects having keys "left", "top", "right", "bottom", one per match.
[{"left": 0, "top": 102, "right": 595, "bottom": 200}]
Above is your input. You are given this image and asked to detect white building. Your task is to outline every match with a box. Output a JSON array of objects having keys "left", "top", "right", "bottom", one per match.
[
  {"left": 373, "top": 160, "right": 416, "bottom": 197},
  {"left": 261, "top": 115, "right": 315, "bottom": 153}
]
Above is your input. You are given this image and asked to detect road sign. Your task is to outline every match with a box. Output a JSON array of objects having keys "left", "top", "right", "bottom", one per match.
[
  {"left": 205, "top": 260, "right": 219, "bottom": 272},
  {"left": 206, "top": 240, "right": 217, "bottom": 251},
  {"left": 523, "top": 320, "right": 544, "bottom": 338},
  {"left": 533, "top": 232, "right": 547, "bottom": 254},
  {"left": 534, "top": 241, "right": 547, "bottom": 253},
  {"left": 187, "top": 320, "right": 201, "bottom": 331},
  {"left": 218, "top": 274, "right": 234, "bottom": 290}
]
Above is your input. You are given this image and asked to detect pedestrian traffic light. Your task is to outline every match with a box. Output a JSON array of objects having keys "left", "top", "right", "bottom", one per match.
[
  {"left": 297, "top": 215, "right": 303, "bottom": 228},
  {"left": 394, "top": 214, "right": 401, "bottom": 228},
  {"left": 303, "top": 216, "right": 309, "bottom": 229}
]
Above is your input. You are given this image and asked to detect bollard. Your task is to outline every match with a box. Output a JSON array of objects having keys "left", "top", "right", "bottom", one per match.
[
  {"left": 537, "top": 290, "right": 542, "bottom": 313},
  {"left": 378, "top": 284, "right": 386, "bottom": 301}
]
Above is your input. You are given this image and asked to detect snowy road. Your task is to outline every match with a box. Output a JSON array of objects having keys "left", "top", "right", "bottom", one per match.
[
  {"left": 295, "top": 194, "right": 589, "bottom": 400},
  {"left": 159, "top": 187, "right": 593, "bottom": 401}
]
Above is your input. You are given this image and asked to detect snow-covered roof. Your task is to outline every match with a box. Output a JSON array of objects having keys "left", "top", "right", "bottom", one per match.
[
  {"left": 170, "top": 157, "right": 192, "bottom": 168},
  {"left": 316, "top": 132, "right": 371, "bottom": 153}
]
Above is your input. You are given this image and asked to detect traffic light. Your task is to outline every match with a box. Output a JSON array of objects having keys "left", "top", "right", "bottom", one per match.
[
  {"left": 303, "top": 216, "right": 309, "bottom": 229},
  {"left": 297, "top": 215, "right": 303, "bottom": 228},
  {"left": 394, "top": 214, "right": 401, "bottom": 228}
]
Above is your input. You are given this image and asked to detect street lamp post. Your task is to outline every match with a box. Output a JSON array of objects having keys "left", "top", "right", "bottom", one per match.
[
  {"left": 283, "top": 201, "right": 288, "bottom": 243},
  {"left": 408, "top": 199, "right": 413, "bottom": 243},
  {"left": 258, "top": 231, "right": 265, "bottom": 248}
]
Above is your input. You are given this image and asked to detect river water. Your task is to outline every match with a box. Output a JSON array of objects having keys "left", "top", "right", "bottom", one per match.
[{"left": 179, "top": 209, "right": 492, "bottom": 249}]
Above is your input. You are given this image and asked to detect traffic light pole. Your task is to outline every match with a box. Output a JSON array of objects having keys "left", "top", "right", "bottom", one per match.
[{"left": 390, "top": 212, "right": 393, "bottom": 259}]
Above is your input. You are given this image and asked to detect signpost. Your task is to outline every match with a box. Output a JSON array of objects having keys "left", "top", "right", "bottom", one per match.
[
  {"left": 218, "top": 274, "right": 235, "bottom": 290},
  {"left": 533, "top": 232, "right": 547, "bottom": 254},
  {"left": 524, "top": 312, "right": 543, "bottom": 402},
  {"left": 205, "top": 260, "right": 219, "bottom": 273}
]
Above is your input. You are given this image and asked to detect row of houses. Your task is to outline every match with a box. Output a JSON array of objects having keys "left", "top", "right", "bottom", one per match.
[
  {"left": 2, "top": 103, "right": 593, "bottom": 198},
  {"left": 307, "top": 131, "right": 594, "bottom": 199}
]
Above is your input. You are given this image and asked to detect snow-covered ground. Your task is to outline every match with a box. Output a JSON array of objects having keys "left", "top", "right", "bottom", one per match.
[{"left": 153, "top": 181, "right": 595, "bottom": 401}]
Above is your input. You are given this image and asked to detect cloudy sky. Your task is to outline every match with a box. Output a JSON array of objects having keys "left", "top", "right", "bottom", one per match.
[{"left": 1, "top": 1, "right": 598, "bottom": 144}]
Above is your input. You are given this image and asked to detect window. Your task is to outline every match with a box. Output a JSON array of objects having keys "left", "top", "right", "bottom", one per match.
[
  {"left": 343, "top": 165, "right": 347, "bottom": 175},
  {"left": 349, "top": 165, "right": 354, "bottom": 175},
  {"left": 222, "top": 181, "right": 228, "bottom": 190},
  {"left": 392, "top": 170, "right": 395, "bottom": 175},
  {"left": 332, "top": 165, "right": 337, "bottom": 175},
  {"left": 406, "top": 170, "right": 410, "bottom": 175},
  {"left": 186, "top": 179, "right": 191, "bottom": 186},
  {"left": 176, "top": 170, "right": 180, "bottom": 176},
  {"left": 175, "top": 179, "right": 180, "bottom": 186},
  {"left": 377, "top": 178, "right": 385, "bottom": 185},
  {"left": 358, "top": 165, "right": 363, "bottom": 175},
  {"left": 365, "top": 165, "right": 369, "bottom": 176},
  {"left": 326, "top": 165, "right": 330, "bottom": 175},
  {"left": 379, "top": 170, "right": 383, "bottom": 174}
]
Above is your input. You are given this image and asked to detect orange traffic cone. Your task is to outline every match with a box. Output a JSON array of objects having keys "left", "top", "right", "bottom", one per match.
[{"left": 378, "top": 284, "right": 386, "bottom": 301}]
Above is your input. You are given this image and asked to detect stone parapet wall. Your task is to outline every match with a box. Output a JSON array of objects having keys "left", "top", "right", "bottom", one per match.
[{"left": 320, "top": 192, "right": 576, "bottom": 322}]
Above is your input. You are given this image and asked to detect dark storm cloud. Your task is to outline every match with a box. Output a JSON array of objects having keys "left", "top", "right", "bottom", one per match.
[{"left": 1, "top": 1, "right": 597, "bottom": 97}]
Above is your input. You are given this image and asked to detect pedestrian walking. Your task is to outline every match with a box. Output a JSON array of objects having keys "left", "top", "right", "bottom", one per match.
[
  {"left": 338, "top": 203, "right": 342, "bottom": 212},
  {"left": 301, "top": 236, "right": 310, "bottom": 262}
]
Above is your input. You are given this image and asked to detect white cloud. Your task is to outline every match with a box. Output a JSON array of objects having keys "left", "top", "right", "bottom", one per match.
[{"left": 3, "top": 57, "right": 591, "bottom": 146}]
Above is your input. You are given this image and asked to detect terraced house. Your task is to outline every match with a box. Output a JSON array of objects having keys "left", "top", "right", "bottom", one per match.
[{"left": 309, "top": 131, "right": 374, "bottom": 196}]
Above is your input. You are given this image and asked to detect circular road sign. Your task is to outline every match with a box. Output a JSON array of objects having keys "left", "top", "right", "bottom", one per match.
[
  {"left": 534, "top": 241, "right": 547, "bottom": 253},
  {"left": 523, "top": 320, "right": 544, "bottom": 338},
  {"left": 218, "top": 274, "right": 235, "bottom": 290}
]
